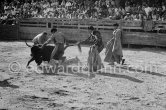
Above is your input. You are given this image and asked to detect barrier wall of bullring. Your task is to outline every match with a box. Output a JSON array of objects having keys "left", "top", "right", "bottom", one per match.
[
  {"left": 1, "top": 18, "right": 166, "bottom": 47},
  {"left": 0, "top": 24, "right": 19, "bottom": 40}
]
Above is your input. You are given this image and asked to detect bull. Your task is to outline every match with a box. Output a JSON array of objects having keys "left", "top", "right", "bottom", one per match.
[{"left": 25, "top": 40, "right": 81, "bottom": 67}]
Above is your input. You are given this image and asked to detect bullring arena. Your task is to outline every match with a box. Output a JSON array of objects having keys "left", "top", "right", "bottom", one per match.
[
  {"left": 1, "top": 40, "right": 166, "bottom": 110},
  {"left": 1, "top": 25, "right": 166, "bottom": 110},
  {"left": 1, "top": 0, "right": 166, "bottom": 109}
]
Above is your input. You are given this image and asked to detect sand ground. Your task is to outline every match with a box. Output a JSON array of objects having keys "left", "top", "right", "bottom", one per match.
[{"left": 0, "top": 41, "right": 166, "bottom": 110}]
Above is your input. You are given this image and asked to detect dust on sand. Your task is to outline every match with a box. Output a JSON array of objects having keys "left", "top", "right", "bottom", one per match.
[{"left": 0, "top": 41, "right": 166, "bottom": 110}]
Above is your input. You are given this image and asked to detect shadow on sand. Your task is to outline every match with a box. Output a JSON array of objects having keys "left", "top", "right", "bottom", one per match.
[
  {"left": 40, "top": 65, "right": 144, "bottom": 83},
  {"left": 41, "top": 67, "right": 90, "bottom": 79},
  {"left": 97, "top": 72, "right": 143, "bottom": 83},
  {"left": 62, "top": 68, "right": 143, "bottom": 83},
  {"left": 38, "top": 59, "right": 146, "bottom": 83},
  {"left": 120, "top": 66, "right": 166, "bottom": 77},
  {"left": 41, "top": 70, "right": 143, "bottom": 83},
  {"left": 41, "top": 72, "right": 71, "bottom": 77},
  {"left": 0, "top": 79, "right": 19, "bottom": 88},
  {"left": 37, "top": 63, "right": 165, "bottom": 83}
]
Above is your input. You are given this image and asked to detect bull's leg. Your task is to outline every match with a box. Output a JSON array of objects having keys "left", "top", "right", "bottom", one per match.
[
  {"left": 27, "top": 57, "right": 35, "bottom": 67},
  {"left": 35, "top": 56, "right": 43, "bottom": 66}
]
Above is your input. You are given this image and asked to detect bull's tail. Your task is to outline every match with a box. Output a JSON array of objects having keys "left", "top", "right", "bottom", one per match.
[{"left": 25, "top": 40, "right": 32, "bottom": 47}]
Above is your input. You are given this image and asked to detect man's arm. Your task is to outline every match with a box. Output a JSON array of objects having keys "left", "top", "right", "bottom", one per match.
[
  {"left": 79, "top": 35, "right": 92, "bottom": 44},
  {"left": 41, "top": 36, "right": 54, "bottom": 48}
]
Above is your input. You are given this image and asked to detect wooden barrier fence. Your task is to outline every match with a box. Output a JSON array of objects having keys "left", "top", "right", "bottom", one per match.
[
  {"left": 1, "top": 18, "right": 166, "bottom": 47},
  {"left": 0, "top": 24, "right": 19, "bottom": 40}
]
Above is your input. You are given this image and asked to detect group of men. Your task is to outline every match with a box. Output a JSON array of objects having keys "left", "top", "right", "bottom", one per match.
[{"left": 32, "top": 23, "right": 125, "bottom": 73}]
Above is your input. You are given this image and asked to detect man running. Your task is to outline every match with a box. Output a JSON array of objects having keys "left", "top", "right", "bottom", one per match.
[{"left": 42, "top": 28, "right": 66, "bottom": 63}]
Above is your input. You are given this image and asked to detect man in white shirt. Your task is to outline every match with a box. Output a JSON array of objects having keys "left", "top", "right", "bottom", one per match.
[{"left": 32, "top": 32, "right": 48, "bottom": 45}]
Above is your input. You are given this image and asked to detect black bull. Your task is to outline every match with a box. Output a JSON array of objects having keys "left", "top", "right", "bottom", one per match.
[{"left": 25, "top": 41, "right": 81, "bottom": 67}]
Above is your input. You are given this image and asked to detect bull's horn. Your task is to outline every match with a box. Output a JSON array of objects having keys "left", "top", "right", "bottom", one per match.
[{"left": 25, "top": 40, "right": 32, "bottom": 47}]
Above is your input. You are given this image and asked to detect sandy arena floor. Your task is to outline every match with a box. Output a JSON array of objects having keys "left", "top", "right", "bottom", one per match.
[{"left": 0, "top": 41, "right": 166, "bottom": 110}]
